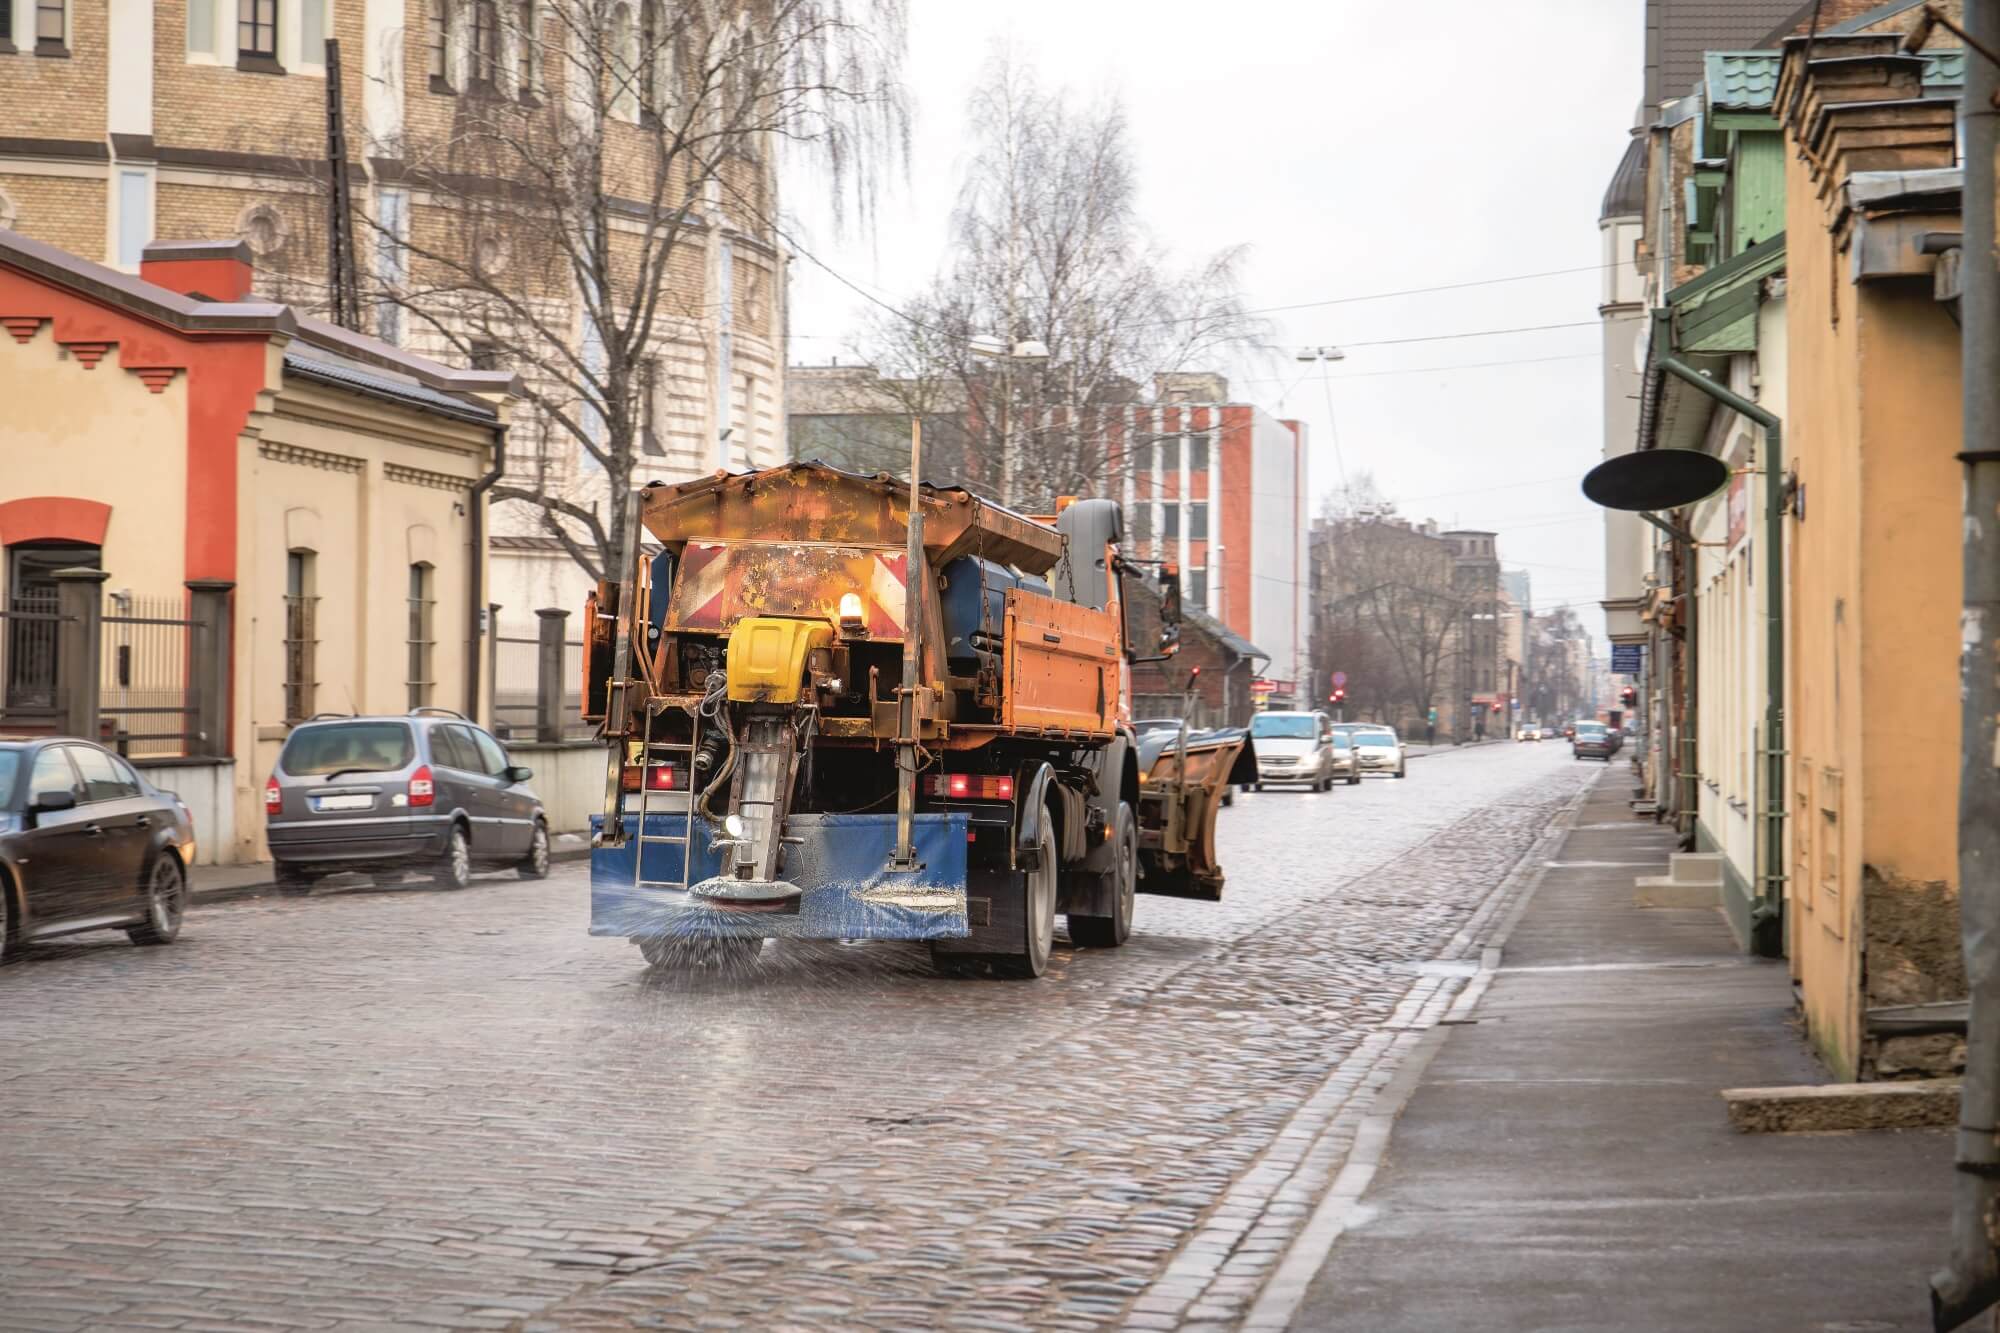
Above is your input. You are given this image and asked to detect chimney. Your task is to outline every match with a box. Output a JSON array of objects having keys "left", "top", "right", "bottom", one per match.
[{"left": 140, "top": 239, "right": 255, "bottom": 303}]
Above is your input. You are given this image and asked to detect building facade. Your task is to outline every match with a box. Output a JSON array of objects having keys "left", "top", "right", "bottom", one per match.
[
  {"left": 0, "top": 230, "right": 514, "bottom": 863},
  {"left": 0, "top": 0, "right": 789, "bottom": 650},
  {"left": 1775, "top": 22, "right": 1967, "bottom": 1080}
]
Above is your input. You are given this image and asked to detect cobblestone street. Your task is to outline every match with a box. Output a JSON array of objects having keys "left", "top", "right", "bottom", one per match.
[{"left": 0, "top": 744, "right": 1596, "bottom": 1332}]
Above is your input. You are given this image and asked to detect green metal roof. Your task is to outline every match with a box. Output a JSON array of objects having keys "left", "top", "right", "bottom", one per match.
[
  {"left": 1703, "top": 46, "right": 1961, "bottom": 111},
  {"left": 1925, "top": 49, "right": 1966, "bottom": 89},
  {"left": 1705, "top": 52, "right": 1780, "bottom": 112}
]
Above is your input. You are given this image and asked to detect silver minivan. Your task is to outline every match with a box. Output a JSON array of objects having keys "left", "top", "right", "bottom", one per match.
[
  {"left": 264, "top": 709, "right": 550, "bottom": 892},
  {"left": 1249, "top": 710, "right": 1339, "bottom": 791}
]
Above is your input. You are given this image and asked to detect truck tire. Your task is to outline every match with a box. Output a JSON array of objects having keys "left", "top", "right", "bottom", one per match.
[
  {"left": 1068, "top": 802, "right": 1135, "bottom": 949},
  {"left": 993, "top": 821, "right": 1058, "bottom": 979}
]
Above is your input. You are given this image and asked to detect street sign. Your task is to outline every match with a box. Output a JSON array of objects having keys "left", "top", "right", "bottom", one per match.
[
  {"left": 1332, "top": 671, "right": 1347, "bottom": 687},
  {"left": 1611, "top": 643, "right": 1644, "bottom": 675}
]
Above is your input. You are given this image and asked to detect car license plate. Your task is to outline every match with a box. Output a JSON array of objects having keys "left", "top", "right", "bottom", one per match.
[{"left": 312, "top": 793, "right": 374, "bottom": 812}]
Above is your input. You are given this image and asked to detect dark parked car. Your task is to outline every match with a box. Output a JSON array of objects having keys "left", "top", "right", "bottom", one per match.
[
  {"left": 264, "top": 709, "right": 550, "bottom": 892},
  {"left": 0, "top": 736, "right": 196, "bottom": 962}
]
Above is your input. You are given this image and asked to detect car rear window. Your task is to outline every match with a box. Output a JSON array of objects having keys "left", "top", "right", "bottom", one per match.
[{"left": 280, "top": 723, "right": 415, "bottom": 776}]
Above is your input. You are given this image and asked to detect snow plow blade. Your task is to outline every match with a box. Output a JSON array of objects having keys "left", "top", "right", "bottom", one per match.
[{"left": 1135, "top": 727, "right": 1255, "bottom": 902}]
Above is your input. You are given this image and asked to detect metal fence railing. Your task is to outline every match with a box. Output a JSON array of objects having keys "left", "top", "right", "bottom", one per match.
[
  {"left": 492, "top": 632, "right": 591, "bottom": 741},
  {"left": 101, "top": 593, "right": 202, "bottom": 759},
  {"left": 0, "top": 587, "right": 66, "bottom": 732}
]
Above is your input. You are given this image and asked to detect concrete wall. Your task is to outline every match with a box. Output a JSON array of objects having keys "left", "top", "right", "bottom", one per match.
[
  {"left": 137, "top": 757, "right": 236, "bottom": 865},
  {"left": 228, "top": 378, "right": 495, "bottom": 864},
  {"left": 505, "top": 739, "right": 606, "bottom": 835}
]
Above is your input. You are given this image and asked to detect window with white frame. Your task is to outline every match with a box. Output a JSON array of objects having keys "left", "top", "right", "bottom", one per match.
[
  {"left": 374, "top": 187, "right": 409, "bottom": 345},
  {"left": 609, "top": 2, "right": 639, "bottom": 120},
  {"left": 116, "top": 170, "right": 151, "bottom": 269}
]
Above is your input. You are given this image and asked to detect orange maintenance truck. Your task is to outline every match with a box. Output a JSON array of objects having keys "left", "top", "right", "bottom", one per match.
[{"left": 582, "top": 461, "right": 1251, "bottom": 977}]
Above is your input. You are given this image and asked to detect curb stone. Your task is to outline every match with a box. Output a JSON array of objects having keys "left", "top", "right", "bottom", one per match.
[{"left": 190, "top": 842, "right": 592, "bottom": 907}]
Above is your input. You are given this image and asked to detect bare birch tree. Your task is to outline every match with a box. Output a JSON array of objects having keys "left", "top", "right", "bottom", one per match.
[
  {"left": 355, "top": 0, "right": 907, "bottom": 579},
  {"left": 856, "top": 48, "right": 1265, "bottom": 508}
]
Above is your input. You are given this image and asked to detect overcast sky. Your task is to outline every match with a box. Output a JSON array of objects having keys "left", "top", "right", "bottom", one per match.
[{"left": 787, "top": 1, "right": 1643, "bottom": 644}]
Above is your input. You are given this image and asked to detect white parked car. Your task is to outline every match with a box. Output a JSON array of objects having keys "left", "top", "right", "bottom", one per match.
[
  {"left": 1353, "top": 726, "right": 1408, "bottom": 778},
  {"left": 1250, "top": 710, "right": 1340, "bottom": 792}
]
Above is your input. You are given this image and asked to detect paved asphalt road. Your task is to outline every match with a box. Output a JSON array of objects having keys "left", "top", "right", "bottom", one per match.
[{"left": 0, "top": 742, "right": 1597, "bottom": 1331}]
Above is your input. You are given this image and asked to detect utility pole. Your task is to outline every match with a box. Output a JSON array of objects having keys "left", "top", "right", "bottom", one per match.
[{"left": 1936, "top": 0, "right": 2000, "bottom": 1325}]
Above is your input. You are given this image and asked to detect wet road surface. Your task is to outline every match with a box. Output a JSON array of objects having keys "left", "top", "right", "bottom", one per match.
[{"left": 0, "top": 742, "right": 1596, "bottom": 1331}]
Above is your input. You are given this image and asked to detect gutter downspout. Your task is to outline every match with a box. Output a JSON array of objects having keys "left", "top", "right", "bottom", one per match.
[
  {"left": 1933, "top": 0, "right": 2000, "bottom": 1323},
  {"left": 467, "top": 425, "right": 506, "bottom": 723},
  {"left": 1659, "top": 357, "right": 1784, "bottom": 958}
]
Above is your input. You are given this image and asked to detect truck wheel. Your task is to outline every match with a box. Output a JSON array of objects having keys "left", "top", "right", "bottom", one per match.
[
  {"left": 637, "top": 934, "right": 763, "bottom": 970},
  {"left": 993, "top": 822, "right": 1058, "bottom": 978},
  {"left": 1068, "top": 802, "right": 1135, "bottom": 949}
]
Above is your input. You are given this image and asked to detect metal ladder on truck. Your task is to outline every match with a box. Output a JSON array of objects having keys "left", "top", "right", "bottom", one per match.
[{"left": 630, "top": 698, "right": 703, "bottom": 891}]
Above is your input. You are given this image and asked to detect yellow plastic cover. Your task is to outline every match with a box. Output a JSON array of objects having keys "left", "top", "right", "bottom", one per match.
[{"left": 725, "top": 616, "right": 835, "bottom": 704}]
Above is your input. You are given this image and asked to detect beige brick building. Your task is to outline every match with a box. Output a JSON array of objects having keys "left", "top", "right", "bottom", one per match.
[{"left": 0, "top": 0, "right": 788, "bottom": 637}]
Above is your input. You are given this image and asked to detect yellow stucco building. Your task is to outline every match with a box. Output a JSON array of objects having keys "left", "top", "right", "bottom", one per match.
[
  {"left": 0, "top": 230, "right": 514, "bottom": 863},
  {"left": 1776, "top": 30, "right": 1967, "bottom": 1079}
]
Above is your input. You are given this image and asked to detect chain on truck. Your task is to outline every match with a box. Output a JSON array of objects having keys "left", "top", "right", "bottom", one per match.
[{"left": 580, "top": 461, "right": 1256, "bottom": 978}]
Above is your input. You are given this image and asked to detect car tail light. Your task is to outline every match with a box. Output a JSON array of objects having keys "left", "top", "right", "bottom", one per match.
[
  {"left": 927, "top": 773, "right": 1015, "bottom": 801},
  {"left": 264, "top": 778, "right": 282, "bottom": 816},
  {"left": 408, "top": 765, "right": 435, "bottom": 807},
  {"left": 621, "top": 763, "right": 677, "bottom": 792}
]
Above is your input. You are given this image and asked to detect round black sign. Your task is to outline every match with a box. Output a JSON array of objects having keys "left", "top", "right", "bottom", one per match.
[{"left": 1581, "top": 449, "right": 1730, "bottom": 512}]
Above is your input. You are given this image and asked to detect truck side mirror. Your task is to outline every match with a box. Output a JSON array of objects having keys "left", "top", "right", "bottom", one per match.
[{"left": 1159, "top": 566, "right": 1182, "bottom": 656}]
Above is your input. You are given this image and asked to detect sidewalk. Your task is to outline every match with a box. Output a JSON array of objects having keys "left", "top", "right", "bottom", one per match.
[
  {"left": 188, "top": 834, "right": 591, "bottom": 906},
  {"left": 1288, "top": 769, "right": 1953, "bottom": 1332}
]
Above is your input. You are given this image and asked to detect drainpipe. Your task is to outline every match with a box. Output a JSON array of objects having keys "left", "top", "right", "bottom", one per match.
[
  {"left": 466, "top": 425, "right": 507, "bottom": 722},
  {"left": 1659, "top": 357, "right": 1784, "bottom": 958},
  {"left": 1934, "top": 0, "right": 2000, "bottom": 1323}
]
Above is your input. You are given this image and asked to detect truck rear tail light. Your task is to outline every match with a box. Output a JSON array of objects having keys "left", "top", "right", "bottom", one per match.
[
  {"left": 264, "top": 778, "right": 282, "bottom": 816},
  {"left": 621, "top": 763, "right": 677, "bottom": 791},
  {"left": 927, "top": 773, "right": 1014, "bottom": 801},
  {"left": 838, "top": 591, "right": 865, "bottom": 632},
  {"left": 408, "top": 765, "right": 435, "bottom": 807}
]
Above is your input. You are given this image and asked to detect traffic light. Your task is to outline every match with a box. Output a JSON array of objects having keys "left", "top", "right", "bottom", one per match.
[
  {"left": 1330, "top": 686, "right": 1346, "bottom": 704},
  {"left": 1620, "top": 685, "right": 1638, "bottom": 706}
]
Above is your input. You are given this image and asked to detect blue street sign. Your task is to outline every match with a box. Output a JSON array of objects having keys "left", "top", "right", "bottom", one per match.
[{"left": 1611, "top": 643, "right": 1644, "bottom": 675}]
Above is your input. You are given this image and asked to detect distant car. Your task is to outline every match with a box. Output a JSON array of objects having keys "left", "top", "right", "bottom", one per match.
[
  {"left": 0, "top": 736, "right": 196, "bottom": 961},
  {"left": 1518, "top": 727, "right": 1542, "bottom": 742},
  {"left": 1250, "top": 710, "right": 1339, "bottom": 791},
  {"left": 1353, "top": 726, "right": 1408, "bottom": 779},
  {"left": 1328, "top": 732, "right": 1361, "bottom": 784},
  {"left": 1572, "top": 722, "right": 1615, "bottom": 761},
  {"left": 265, "top": 709, "right": 550, "bottom": 893}
]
